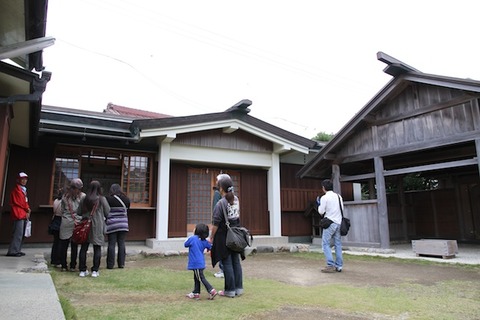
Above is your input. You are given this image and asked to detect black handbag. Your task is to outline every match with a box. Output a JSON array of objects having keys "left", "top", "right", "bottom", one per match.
[
  {"left": 222, "top": 205, "right": 252, "bottom": 252},
  {"left": 320, "top": 217, "right": 333, "bottom": 229},
  {"left": 48, "top": 216, "right": 62, "bottom": 235}
]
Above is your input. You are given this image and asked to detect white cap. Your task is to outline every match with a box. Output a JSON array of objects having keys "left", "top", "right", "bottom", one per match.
[{"left": 18, "top": 172, "right": 28, "bottom": 178}]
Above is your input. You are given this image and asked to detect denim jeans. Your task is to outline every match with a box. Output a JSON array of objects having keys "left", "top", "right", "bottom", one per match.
[
  {"left": 322, "top": 222, "right": 343, "bottom": 270},
  {"left": 221, "top": 251, "right": 243, "bottom": 297}
]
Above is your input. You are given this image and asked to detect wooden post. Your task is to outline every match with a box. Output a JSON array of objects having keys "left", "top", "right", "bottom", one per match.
[
  {"left": 476, "top": 139, "right": 480, "bottom": 178},
  {"left": 332, "top": 164, "right": 341, "bottom": 193},
  {"left": 374, "top": 156, "right": 390, "bottom": 249}
]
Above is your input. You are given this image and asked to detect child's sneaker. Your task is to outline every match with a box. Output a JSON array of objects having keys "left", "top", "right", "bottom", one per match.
[
  {"left": 208, "top": 288, "right": 218, "bottom": 300},
  {"left": 185, "top": 292, "right": 200, "bottom": 300}
]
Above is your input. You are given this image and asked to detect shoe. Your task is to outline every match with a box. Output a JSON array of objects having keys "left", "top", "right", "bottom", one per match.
[
  {"left": 185, "top": 292, "right": 200, "bottom": 300},
  {"left": 107, "top": 266, "right": 114, "bottom": 269},
  {"left": 6, "top": 253, "right": 22, "bottom": 257},
  {"left": 19, "top": 252, "right": 26, "bottom": 256},
  {"left": 321, "top": 266, "right": 336, "bottom": 273},
  {"left": 69, "top": 267, "right": 77, "bottom": 272},
  {"left": 213, "top": 271, "right": 224, "bottom": 278},
  {"left": 60, "top": 268, "right": 69, "bottom": 272},
  {"left": 91, "top": 271, "right": 99, "bottom": 278},
  {"left": 79, "top": 270, "right": 90, "bottom": 277},
  {"left": 118, "top": 265, "right": 124, "bottom": 268},
  {"left": 208, "top": 289, "right": 218, "bottom": 300},
  {"left": 336, "top": 268, "right": 342, "bottom": 272},
  {"left": 218, "top": 290, "right": 235, "bottom": 298}
]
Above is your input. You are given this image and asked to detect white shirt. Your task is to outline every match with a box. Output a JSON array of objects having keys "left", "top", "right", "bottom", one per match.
[{"left": 318, "top": 190, "right": 344, "bottom": 224}]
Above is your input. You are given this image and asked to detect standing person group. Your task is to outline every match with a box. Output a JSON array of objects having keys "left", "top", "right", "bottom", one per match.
[
  {"left": 184, "top": 223, "right": 217, "bottom": 300},
  {"left": 59, "top": 178, "right": 85, "bottom": 272},
  {"left": 317, "top": 179, "right": 344, "bottom": 273},
  {"left": 6, "top": 172, "right": 31, "bottom": 257},
  {"left": 77, "top": 180, "right": 110, "bottom": 278},
  {"left": 105, "top": 184, "right": 130, "bottom": 269},
  {"left": 210, "top": 174, "right": 244, "bottom": 298}
]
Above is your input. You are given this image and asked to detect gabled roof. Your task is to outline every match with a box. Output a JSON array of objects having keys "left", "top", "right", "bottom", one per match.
[
  {"left": 40, "top": 100, "right": 318, "bottom": 154},
  {"left": 297, "top": 52, "right": 480, "bottom": 179},
  {"left": 134, "top": 99, "right": 317, "bottom": 153}
]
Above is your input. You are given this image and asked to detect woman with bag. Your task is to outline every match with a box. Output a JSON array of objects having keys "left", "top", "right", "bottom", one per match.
[
  {"left": 209, "top": 174, "right": 244, "bottom": 298},
  {"left": 59, "top": 179, "right": 85, "bottom": 271},
  {"left": 77, "top": 180, "right": 110, "bottom": 278},
  {"left": 105, "top": 184, "right": 130, "bottom": 269}
]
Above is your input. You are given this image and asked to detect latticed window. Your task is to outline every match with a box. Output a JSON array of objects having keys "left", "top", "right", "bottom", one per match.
[
  {"left": 187, "top": 169, "right": 241, "bottom": 226},
  {"left": 52, "top": 146, "right": 153, "bottom": 207},
  {"left": 53, "top": 156, "right": 80, "bottom": 200},
  {"left": 122, "top": 155, "right": 151, "bottom": 205}
]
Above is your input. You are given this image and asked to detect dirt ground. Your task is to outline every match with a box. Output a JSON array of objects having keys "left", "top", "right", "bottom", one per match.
[{"left": 125, "top": 252, "right": 478, "bottom": 320}]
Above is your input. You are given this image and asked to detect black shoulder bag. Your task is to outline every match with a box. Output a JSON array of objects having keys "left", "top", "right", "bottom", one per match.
[
  {"left": 338, "top": 195, "right": 351, "bottom": 236},
  {"left": 222, "top": 205, "right": 253, "bottom": 252}
]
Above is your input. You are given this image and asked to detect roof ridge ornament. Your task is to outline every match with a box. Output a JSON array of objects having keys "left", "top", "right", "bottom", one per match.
[
  {"left": 377, "top": 51, "right": 420, "bottom": 77},
  {"left": 225, "top": 99, "right": 252, "bottom": 114}
]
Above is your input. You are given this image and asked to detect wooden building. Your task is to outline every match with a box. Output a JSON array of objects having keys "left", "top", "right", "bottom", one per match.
[
  {"left": 1, "top": 101, "right": 325, "bottom": 248},
  {"left": 298, "top": 52, "right": 480, "bottom": 248}
]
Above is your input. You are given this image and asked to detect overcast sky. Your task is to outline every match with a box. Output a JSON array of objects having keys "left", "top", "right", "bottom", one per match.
[{"left": 42, "top": 0, "right": 480, "bottom": 139}]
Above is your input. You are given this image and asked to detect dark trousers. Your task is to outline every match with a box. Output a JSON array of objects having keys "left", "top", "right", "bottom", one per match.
[
  {"left": 79, "top": 243, "right": 102, "bottom": 272},
  {"left": 50, "top": 231, "right": 62, "bottom": 265},
  {"left": 7, "top": 219, "right": 26, "bottom": 255},
  {"left": 59, "top": 239, "right": 78, "bottom": 269},
  {"left": 192, "top": 269, "right": 213, "bottom": 294},
  {"left": 107, "top": 231, "right": 127, "bottom": 268}
]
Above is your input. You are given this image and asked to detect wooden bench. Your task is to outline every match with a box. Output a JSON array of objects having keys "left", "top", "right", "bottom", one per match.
[{"left": 411, "top": 239, "right": 458, "bottom": 259}]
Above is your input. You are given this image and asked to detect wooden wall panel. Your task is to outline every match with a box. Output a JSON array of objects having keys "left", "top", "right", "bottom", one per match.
[
  {"left": 281, "top": 212, "right": 311, "bottom": 236},
  {"left": 240, "top": 169, "right": 268, "bottom": 234},
  {"left": 168, "top": 163, "right": 188, "bottom": 237},
  {"left": 174, "top": 129, "right": 273, "bottom": 152}
]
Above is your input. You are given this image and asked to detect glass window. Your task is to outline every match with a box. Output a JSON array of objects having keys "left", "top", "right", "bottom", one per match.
[{"left": 52, "top": 146, "right": 153, "bottom": 207}]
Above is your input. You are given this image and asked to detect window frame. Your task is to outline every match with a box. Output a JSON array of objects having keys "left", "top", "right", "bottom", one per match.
[{"left": 51, "top": 145, "right": 154, "bottom": 208}]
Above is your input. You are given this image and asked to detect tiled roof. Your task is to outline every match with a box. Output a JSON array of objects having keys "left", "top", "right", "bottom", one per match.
[{"left": 104, "top": 103, "right": 171, "bottom": 119}]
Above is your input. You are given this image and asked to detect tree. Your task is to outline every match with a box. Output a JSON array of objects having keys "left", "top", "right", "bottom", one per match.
[{"left": 313, "top": 131, "right": 334, "bottom": 142}]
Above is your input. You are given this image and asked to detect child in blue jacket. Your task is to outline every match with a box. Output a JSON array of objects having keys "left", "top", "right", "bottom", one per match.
[{"left": 184, "top": 223, "right": 217, "bottom": 300}]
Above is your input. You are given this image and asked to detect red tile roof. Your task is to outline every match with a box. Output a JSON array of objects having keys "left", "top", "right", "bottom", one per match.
[{"left": 104, "top": 103, "right": 172, "bottom": 119}]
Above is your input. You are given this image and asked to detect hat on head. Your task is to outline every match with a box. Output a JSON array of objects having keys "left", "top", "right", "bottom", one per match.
[
  {"left": 18, "top": 172, "right": 28, "bottom": 179},
  {"left": 70, "top": 178, "right": 83, "bottom": 189}
]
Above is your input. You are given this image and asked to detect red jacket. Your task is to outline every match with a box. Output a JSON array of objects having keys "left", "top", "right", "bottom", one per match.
[{"left": 10, "top": 184, "right": 30, "bottom": 220}]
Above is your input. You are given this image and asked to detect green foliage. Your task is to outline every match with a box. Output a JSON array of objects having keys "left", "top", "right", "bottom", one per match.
[
  {"left": 361, "top": 173, "right": 439, "bottom": 198},
  {"left": 312, "top": 131, "right": 334, "bottom": 142}
]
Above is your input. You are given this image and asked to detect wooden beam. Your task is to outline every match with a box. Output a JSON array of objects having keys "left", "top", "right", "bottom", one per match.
[
  {"left": 372, "top": 95, "right": 476, "bottom": 127},
  {"left": 384, "top": 158, "right": 478, "bottom": 176},
  {"left": 340, "top": 158, "right": 478, "bottom": 182},
  {"left": 342, "top": 130, "right": 480, "bottom": 163},
  {"left": 374, "top": 157, "right": 390, "bottom": 249}
]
